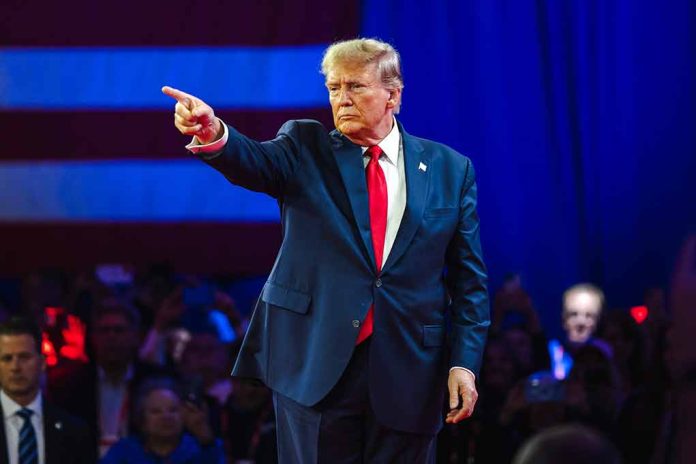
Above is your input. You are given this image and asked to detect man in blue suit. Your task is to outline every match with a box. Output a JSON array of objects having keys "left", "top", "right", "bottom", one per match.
[{"left": 163, "top": 38, "right": 489, "bottom": 463}]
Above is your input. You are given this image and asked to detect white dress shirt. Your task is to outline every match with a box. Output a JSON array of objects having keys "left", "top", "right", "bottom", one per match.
[
  {"left": 1, "top": 390, "right": 45, "bottom": 464},
  {"left": 97, "top": 365, "right": 133, "bottom": 457}
]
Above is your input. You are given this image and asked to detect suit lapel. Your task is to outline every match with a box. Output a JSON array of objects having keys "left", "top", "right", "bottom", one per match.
[
  {"left": 43, "top": 403, "right": 60, "bottom": 464},
  {"left": 330, "top": 130, "right": 377, "bottom": 268},
  {"left": 382, "top": 126, "right": 430, "bottom": 274}
]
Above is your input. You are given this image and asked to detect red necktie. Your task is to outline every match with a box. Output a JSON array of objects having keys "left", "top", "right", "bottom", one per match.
[{"left": 356, "top": 145, "right": 388, "bottom": 344}]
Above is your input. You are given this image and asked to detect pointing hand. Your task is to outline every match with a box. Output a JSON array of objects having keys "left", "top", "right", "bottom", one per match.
[{"left": 162, "top": 86, "right": 223, "bottom": 145}]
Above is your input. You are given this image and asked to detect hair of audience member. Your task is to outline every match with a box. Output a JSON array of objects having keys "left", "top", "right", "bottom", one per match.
[
  {"left": 0, "top": 316, "right": 43, "bottom": 354},
  {"left": 563, "top": 283, "right": 606, "bottom": 311},
  {"left": 320, "top": 38, "right": 404, "bottom": 113},
  {"left": 512, "top": 423, "right": 621, "bottom": 464},
  {"left": 91, "top": 297, "right": 141, "bottom": 329}
]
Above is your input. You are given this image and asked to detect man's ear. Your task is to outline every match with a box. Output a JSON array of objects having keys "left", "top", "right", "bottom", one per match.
[{"left": 387, "top": 88, "right": 401, "bottom": 108}]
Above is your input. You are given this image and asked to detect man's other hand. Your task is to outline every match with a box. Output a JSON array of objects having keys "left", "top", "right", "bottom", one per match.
[
  {"left": 162, "top": 86, "right": 222, "bottom": 145},
  {"left": 445, "top": 368, "right": 478, "bottom": 424}
]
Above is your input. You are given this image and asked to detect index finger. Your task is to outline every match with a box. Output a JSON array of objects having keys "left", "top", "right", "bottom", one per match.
[{"left": 162, "top": 86, "right": 193, "bottom": 105}]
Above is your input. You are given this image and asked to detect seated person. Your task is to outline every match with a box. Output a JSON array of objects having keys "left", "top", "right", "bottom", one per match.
[{"left": 101, "top": 377, "right": 224, "bottom": 463}]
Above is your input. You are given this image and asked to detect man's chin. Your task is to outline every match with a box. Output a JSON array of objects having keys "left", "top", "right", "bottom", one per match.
[
  {"left": 336, "top": 120, "right": 360, "bottom": 134},
  {"left": 4, "top": 384, "right": 33, "bottom": 397}
]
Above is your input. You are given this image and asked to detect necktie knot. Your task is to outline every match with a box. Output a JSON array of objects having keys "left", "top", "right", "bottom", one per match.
[
  {"left": 17, "top": 408, "right": 33, "bottom": 421},
  {"left": 366, "top": 145, "right": 382, "bottom": 163}
]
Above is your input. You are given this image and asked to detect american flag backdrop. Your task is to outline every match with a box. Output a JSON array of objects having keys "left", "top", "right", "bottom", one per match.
[{"left": 0, "top": 0, "right": 359, "bottom": 275}]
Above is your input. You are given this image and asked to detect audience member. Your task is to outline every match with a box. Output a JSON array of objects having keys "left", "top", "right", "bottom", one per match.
[
  {"left": 100, "top": 377, "right": 224, "bottom": 464},
  {"left": 0, "top": 317, "right": 92, "bottom": 463},
  {"left": 566, "top": 342, "right": 621, "bottom": 436},
  {"left": 512, "top": 423, "right": 621, "bottom": 464},
  {"left": 48, "top": 298, "right": 169, "bottom": 457},
  {"left": 490, "top": 275, "right": 550, "bottom": 375},
  {"left": 670, "top": 235, "right": 696, "bottom": 463},
  {"left": 562, "top": 283, "right": 605, "bottom": 348},
  {"left": 5, "top": 243, "right": 687, "bottom": 463},
  {"left": 596, "top": 309, "right": 647, "bottom": 394}
]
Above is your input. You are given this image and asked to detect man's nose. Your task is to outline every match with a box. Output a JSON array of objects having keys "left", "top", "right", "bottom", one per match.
[{"left": 337, "top": 88, "right": 353, "bottom": 105}]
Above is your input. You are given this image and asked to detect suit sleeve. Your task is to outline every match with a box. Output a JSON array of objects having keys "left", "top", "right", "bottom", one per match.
[
  {"left": 445, "top": 159, "right": 490, "bottom": 377},
  {"left": 200, "top": 120, "right": 304, "bottom": 199}
]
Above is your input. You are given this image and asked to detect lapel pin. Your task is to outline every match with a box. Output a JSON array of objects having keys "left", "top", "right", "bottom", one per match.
[
  {"left": 418, "top": 162, "right": 427, "bottom": 172},
  {"left": 55, "top": 421, "right": 62, "bottom": 430}
]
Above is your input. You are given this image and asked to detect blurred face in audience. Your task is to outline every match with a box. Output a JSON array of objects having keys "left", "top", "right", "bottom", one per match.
[
  {"left": 563, "top": 291, "right": 602, "bottom": 343},
  {"left": 0, "top": 334, "right": 45, "bottom": 404},
  {"left": 141, "top": 388, "right": 183, "bottom": 442},
  {"left": 91, "top": 313, "right": 139, "bottom": 369},
  {"left": 482, "top": 339, "right": 517, "bottom": 392},
  {"left": 179, "top": 333, "right": 229, "bottom": 387},
  {"left": 502, "top": 327, "right": 534, "bottom": 373}
]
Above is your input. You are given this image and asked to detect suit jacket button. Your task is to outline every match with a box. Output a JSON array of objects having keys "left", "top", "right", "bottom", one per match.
[
  {"left": 375, "top": 279, "right": 382, "bottom": 288},
  {"left": 352, "top": 319, "right": 360, "bottom": 328}
]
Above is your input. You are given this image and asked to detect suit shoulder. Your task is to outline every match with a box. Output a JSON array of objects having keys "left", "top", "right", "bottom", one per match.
[
  {"left": 278, "top": 119, "right": 328, "bottom": 136},
  {"left": 409, "top": 134, "right": 473, "bottom": 167}
]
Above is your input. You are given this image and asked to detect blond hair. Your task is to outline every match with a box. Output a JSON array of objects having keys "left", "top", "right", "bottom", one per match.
[{"left": 321, "top": 38, "right": 404, "bottom": 112}]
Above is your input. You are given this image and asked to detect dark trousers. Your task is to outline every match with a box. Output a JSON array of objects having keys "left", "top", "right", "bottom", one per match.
[{"left": 273, "top": 339, "right": 436, "bottom": 464}]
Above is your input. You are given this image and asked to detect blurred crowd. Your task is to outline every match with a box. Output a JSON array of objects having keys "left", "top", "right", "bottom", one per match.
[
  {"left": 0, "top": 236, "right": 693, "bottom": 463},
  {"left": 0, "top": 265, "right": 275, "bottom": 464}
]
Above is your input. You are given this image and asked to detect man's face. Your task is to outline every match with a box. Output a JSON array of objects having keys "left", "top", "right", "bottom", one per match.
[
  {"left": 141, "top": 389, "right": 183, "bottom": 441},
  {"left": 91, "top": 313, "right": 139, "bottom": 367},
  {"left": 562, "top": 291, "right": 602, "bottom": 343},
  {"left": 0, "top": 334, "right": 45, "bottom": 401},
  {"left": 326, "top": 62, "right": 399, "bottom": 145},
  {"left": 179, "top": 333, "right": 229, "bottom": 386}
]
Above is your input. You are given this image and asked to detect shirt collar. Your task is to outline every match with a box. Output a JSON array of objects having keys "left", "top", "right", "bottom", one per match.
[
  {"left": 1, "top": 389, "right": 42, "bottom": 421},
  {"left": 361, "top": 118, "right": 401, "bottom": 167}
]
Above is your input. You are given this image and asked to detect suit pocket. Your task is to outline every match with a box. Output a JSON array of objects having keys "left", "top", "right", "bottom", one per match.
[
  {"left": 261, "top": 282, "right": 311, "bottom": 314},
  {"left": 423, "top": 325, "right": 446, "bottom": 347},
  {"left": 423, "top": 207, "right": 458, "bottom": 219}
]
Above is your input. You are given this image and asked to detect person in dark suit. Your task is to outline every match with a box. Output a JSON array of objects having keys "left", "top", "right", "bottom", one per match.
[
  {"left": 0, "top": 317, "right": 92, "bottom": 464},
  {"left": 163, "top": 37, "right": 490, "bottom": 463},
  {"left": 47, "top": 298, "right": 170, "bottom": 459}
]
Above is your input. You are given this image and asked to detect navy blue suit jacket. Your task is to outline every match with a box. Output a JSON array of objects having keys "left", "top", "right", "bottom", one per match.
[{"left": 209, "top": 119, "right": 489, "bottom": 435}]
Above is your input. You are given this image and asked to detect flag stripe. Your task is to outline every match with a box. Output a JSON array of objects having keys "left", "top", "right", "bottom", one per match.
[
  {"left": 0, "top": 160, "right": 280, "bottom": 221},
  {"left": 1, "top": 222, "right": 282, "bottom": 275},
  {"left": 0, "top": 0, "right": 359, "bottom": 47},
  {"left": 0, "top": 47, "right": 329, "bottom": 109},
  {"left": 0, "top": 109, "right": 333, "bottom": 160}
]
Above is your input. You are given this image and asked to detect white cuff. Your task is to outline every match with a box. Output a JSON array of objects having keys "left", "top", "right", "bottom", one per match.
[
  {"left": 185, "top": 119, "right": 228, "bottom": 154},
  {"left": 449, "top": 366, "right": 476, "bottom": 381}
]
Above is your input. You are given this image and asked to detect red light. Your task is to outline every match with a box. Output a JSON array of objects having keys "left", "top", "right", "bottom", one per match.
[
  {"left": 59, "top": 315, "right": 88, "bottom": 362},
  {"left": 630, "top": 305, "right": 649, "bottom": 324},
  {"left": 41, "top": 332, "right": 58, "bottom": 367}
]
